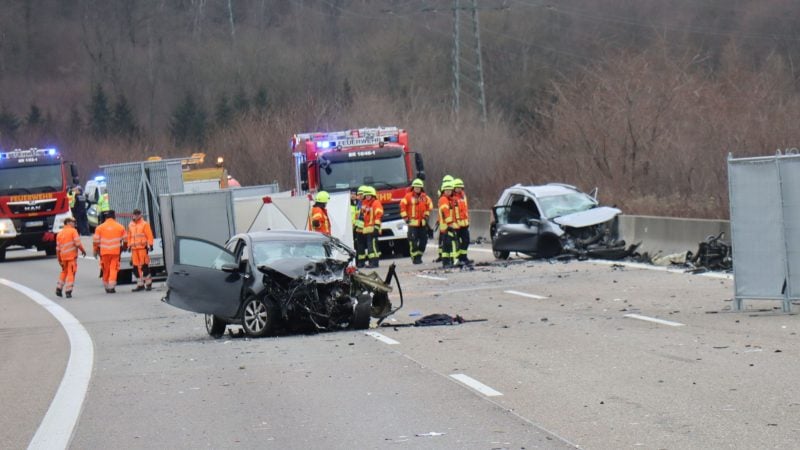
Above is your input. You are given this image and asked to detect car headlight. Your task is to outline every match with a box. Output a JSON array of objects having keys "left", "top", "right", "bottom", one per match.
[
  {"left": 0, "top": 218, "right": 18, "bottom": 238},
  {"left": 52, "top": 211, "right": 74, "bottom": 233}
]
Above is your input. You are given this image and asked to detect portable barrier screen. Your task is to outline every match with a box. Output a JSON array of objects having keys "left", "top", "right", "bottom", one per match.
[{"left": 727, "top": 152, "right": 800, "bottom": 312}]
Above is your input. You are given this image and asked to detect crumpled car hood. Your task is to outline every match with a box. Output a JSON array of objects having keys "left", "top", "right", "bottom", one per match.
[
  {"left": 553, "top": 206, "right": 621, "bottom": 228},
  {"left": 257, "top": 257, "right": 349, "bottom": 279}
]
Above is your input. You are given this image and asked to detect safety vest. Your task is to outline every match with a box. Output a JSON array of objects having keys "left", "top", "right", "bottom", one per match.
[
  {"left": 308, "top": 205, "right": 331, "bottom": 235},
  {"left": 400, "top": 190, "right": 432, "bottom": 226},
  {"left": 438, "top": 195, "right": 456, "bottom": 232},
  {"left": 56, "top": 225, "right": 83, "bottom": 261},
  {"left": 361, "top": 198, "right": 384, "bottom": 233},
  {"left": 454, "top": 192, "right": 470, "bottom": 227},
  {"left": 98, "top": 193, "right": 110, "bottom": 212},
  {"left": 93, "top": 218, "right": 127, "bottom": 256},
  {"left": 351, "top": 202, "right": 364, "bottom": 231},
  {"left": 67, "top": 191, "right": 76, "bottom": 208},
  {"left": 128, "top": 219, "right": 154, "bottom": 250}
]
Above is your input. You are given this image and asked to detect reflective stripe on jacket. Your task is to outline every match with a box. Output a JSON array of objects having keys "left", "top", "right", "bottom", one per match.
[
  {"left": 438, "top": 195, "right": 456, "bottom": 232},
  {"left": 361, "top": 198, "right": 384, "bottom": 233},
  {"left": 454, "top": 192, "right": 470, "bottom": 227},
  {"left": 93, "top": 219, "right": 127, "bottom": 255},
  {"left": 400, "top": 191, "right": 433, "bottom": 227},
  {"left": 128, "top": 219, "right": 154, "bottom": 249},
  {"left": 57, "top": 225, "right": 84, "bottom": 261},
  {"left": 308, "top": 205, "right": 331, "bottom": 235}
]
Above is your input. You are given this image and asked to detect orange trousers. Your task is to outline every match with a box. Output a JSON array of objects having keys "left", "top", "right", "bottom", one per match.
[
  {"left": 101, "top": 254, "right": 121, "bottom": 289},
  {"left": 57, "top": 260, "right": 77, "bottom": 293},
  {"left": 131, "top": 248, "right": 152, "bottom": 287}
]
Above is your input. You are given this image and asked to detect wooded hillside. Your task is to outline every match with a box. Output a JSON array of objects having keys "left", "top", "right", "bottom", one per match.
[{"left": 2, "top": 0, "right": 800, "bottom": 217}]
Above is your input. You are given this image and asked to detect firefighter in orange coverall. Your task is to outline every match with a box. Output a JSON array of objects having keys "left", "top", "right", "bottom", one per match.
[
  {"left": 55, "top": 217, "right": 87, "bottom": 298},
  {"left": 128, "top": 209, "right": 155, "bottom": 292},
  {"left": 308, "top": 191, "right": 331, "bottom": 235},
  {"left": 93, "top": 210, "right": 127, "bottom": 293},
  {"left": 360, "top": 186, "right": 383, "bottom": 268},
  {"left": 400, "top": 178, "right": 433, "bottom": 265}
]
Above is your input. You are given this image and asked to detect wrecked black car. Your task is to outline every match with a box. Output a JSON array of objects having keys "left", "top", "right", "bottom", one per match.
[
  {"left": 490, "top": 183, "right": 636, "bottom": 260},
  {"left": 163, "top": 230, "right": 401, "bottom": 338}
]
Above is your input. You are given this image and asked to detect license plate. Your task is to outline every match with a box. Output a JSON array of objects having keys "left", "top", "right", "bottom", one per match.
[
  {"left": 151, "top": 258, "right": 163, "bottom": 266},
  {"left": 26, "top": 221, "right": 44, "bottom": 227}
]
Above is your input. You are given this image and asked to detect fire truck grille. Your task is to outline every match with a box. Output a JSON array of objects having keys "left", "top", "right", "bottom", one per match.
[
  {"left": 382, "top": 203, "right": 401, "bottom": 222},
  {"left": 8, "top": 200, "right": 57, "bottom": 215}
]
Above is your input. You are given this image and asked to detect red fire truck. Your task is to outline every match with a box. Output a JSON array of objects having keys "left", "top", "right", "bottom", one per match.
[
  {"left": 291, "top": 126, "right": 426, "bottom": 255},
  {"left": 0, "top": 148, "right": 80, "bottom": 262}
]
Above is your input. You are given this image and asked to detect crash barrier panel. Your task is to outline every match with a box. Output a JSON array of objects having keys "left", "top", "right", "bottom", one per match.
[{"left": 728, "top": 153, "right": 800, "bottom": 312}]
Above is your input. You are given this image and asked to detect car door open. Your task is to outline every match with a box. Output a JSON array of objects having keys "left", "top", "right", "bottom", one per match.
[{"left": 165, "top": 237, "right": 243, "bottom": 318}]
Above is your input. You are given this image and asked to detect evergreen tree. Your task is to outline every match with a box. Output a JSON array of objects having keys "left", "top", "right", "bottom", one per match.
[
  {"left": 170, "top": 92, "right": 207, "bottom": 147},
  {"left": 68, "top": 106, "right": 82, "bottom": 137},
  {"left": 233, "top": 87, "right": 249, "bottom": 116},
  {"left": 253, "top": 86, "right": 268, "bottom": 115},
  {"left": 341, "top": 78, "right": 354, "bottom": 108},
  {"left": 111, "top": 94, "right": 138, "bottom": 138},
  {"left": 215, "top": 94, "right": 233, "bottom": 128},
  {"left": 26, "top": 104, "right": 43, "bottom": 126},
  {"left": 88, "top": 85, "right": 111, "bottom": 137},
  {"left": 0, "top": 108, "right": 21, "bottom": 140}
]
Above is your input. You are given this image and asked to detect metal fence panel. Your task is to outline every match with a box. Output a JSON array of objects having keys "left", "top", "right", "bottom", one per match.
[
  {"left": 728, "top": 153, "right": 800, "bottom": 311},
  {"left": 169, "top": 190, "right": 235, "bottom": 246},
  {"left": 780, "top": 158, "right": 800, "bottom": 299}
]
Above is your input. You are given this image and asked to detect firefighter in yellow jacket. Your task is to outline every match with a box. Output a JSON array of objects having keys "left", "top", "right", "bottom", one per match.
[
  {"left": 360, "top": 187, "right": 383, "bottom": 268},
  {"left": 438, "top": 181, "right": 458, "bottom": 268},
  {"left": 128, "top": 209, "right": 155, "bottom": 291}
]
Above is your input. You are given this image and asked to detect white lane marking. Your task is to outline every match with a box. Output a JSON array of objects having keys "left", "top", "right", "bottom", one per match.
[
  {"left": 365, "top": 331, "right": 400, "bottom": 345},
  {"left": 450, "top": 373, "right": 503, "bottom": 397},
  {"left": 416, "top": 274, "right": 447, "bottom": 281},
  {"left": 504, "top": 290, "right": 547, "bottom": 300},
  {"left": 0, "top": 278, "right": 94, "bottom": 450},
  {"left": 591, "top": 260, "right": 733, "bottom": 280},
  {"left": 624, "top": 313, "right": 685, "bottom": 327}
]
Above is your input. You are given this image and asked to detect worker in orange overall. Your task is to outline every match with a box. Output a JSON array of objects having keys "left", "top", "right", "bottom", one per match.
[
  {"left": 360, "top": 186, "right": 384, "bottom": 268},
  {"left": 308, "top": 191, "right": 331, "bottom": 235},
  {"left": 55, "top": 217, "right": 87, "bottom": 298},
  {"left": 128, "top": 208, "right": 155, "bottom": 292},
  {"left": 93, "top": 210, "right": 127, "bottom": 294},
  {"left": 438, "top": 181, "right": 457, "bottom": 268},
  {"left": 400, "top": 178, "right": 433, "bottom": 265}
]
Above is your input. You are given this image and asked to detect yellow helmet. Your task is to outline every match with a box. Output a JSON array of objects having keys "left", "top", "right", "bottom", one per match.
[
  {"left": 442, "top": 175, "right": 454, "bottom": 184},
  {"left": 366, "top": 186, "right": 378, "bottom": 197},
  {"left": 357, "top": 185, "right": 369, "bottom": 195},
  {"left": 315, "top": 191, "right": 330, "bottom": 203},
  {"left": 441, "top": 181, "right": 455, "bottom": 191},
  {"left": 411, "top": 178, "right": 424, "bottom": 188},
  {"left": 453, "top": 178, "right": 464, "bottom": 188}
]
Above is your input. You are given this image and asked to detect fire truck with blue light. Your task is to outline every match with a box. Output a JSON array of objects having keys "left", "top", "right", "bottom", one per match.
[
  {"left": 291, "top": 126, "right": 426, "bottom": 255},
  {"left": 0, "top": 148, "right": 80, "bottom": 262}
]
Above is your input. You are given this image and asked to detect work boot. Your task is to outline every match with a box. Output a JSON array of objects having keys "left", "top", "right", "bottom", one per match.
[
  {"left": 145, "top": 285, "right": 152, "bottom": 291},
  {"left": 55, "top": 288, "right": 63, "bottom": 297},
  {"left": 367, "top": 260, "right": 380, "bottom": 268},
  {"left": 132, "top": 285, "right": 145, "bottom": 292},
  {"left": 356, "top": 261, "right": 365, "bottom": 268},
  {"left": 106, "top": 288, "right": 116, "bottom": 294},
  {"left": 433, "top": 256, "right": 442, "bottom": 263},
  {"left": 442, "top": 259, "right": 453, "bottom": 269},
  {"left": 65, "top": 292, "right": 72, "bottom": 299},
  {"left": 412, "top": 256, "right": 422, "bottom": 265}
]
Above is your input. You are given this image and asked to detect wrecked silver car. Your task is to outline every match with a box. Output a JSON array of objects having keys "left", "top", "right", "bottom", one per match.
[
  {"left": 163, "top": 230, "right": 402, "bottom": 338},
  {"left": 490, "top": 183, "right": 635, "bottom": 260}
]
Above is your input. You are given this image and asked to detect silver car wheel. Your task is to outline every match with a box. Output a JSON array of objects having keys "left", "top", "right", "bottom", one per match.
[{"left": 244, "top": 301, "right": 268, "bottom": 332}]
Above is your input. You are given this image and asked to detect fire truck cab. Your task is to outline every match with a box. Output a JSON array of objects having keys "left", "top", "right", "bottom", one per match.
[
  {"left": 291, "top": 126, "right": 425, "bottom": 255},
  {"left": 0, "top": 148, "right": 79, "bottom": 262}
]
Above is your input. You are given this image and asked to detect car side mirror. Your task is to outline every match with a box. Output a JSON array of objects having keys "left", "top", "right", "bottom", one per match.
[
  {"left": 221, "top": 263, "right": 239, "bottom": 273},
  {"left": 526, "top": 218, "right": 540, "bottom": 227}
]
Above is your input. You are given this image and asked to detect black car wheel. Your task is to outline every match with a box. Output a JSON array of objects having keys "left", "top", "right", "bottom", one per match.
[
  {"left": 351, "top": 294, "right": 372, "bottom": 330},
  {"left": 490, "top": 224, "right": 510, "bottom": 260},
  {"left": 205, "top": 314, "right": 227, "bottom": 338},
  {"left": 242, "top": 297, "right": 275, "bottom": 337}
]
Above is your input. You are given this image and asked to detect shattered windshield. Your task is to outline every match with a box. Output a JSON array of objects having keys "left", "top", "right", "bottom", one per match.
[
  {"left": 0, "top": 164, "right": 63, "bottom": 195},
  {"left": 253, "top": 240, "right": 350, "bottom": 266},
  {"left": 537, "top": 192, "right": 597, "bottom": 218}
]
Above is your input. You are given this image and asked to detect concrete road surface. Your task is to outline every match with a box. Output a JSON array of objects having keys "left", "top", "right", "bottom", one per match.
[{"left": 2, "top": 241, "right": 799, "bottom": 449}]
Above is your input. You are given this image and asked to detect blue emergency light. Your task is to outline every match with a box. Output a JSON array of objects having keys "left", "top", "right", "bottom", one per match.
[
  {"left": 94, "top": 175, "right": 106, "bottom": 182},
  {"left": 318, "top": 141, "right": 331, "bottom": 149},
  {"left": 47, "top": 148, "right": 57, "bottom": 155}
]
